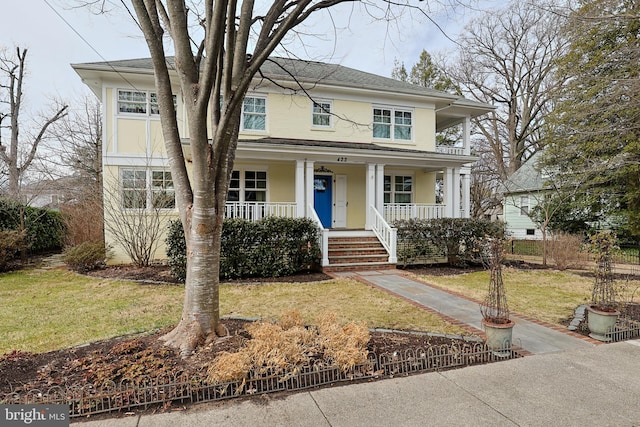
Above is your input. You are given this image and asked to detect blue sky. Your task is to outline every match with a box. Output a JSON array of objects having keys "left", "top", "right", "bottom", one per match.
[{"left": 0, "top": 1, "right": 499, "bottom": 113}]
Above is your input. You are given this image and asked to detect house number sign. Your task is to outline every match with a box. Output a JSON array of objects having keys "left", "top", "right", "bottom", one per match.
[{"left": 337, "top": 157, "right": 347, "bottom": 162}]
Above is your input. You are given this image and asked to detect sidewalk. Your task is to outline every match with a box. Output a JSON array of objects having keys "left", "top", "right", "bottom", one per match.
[
  {"left": 337, "top": 270, "right": 595, "bottom": 354},
  {"left": 75, "top": 342, "right": 640, "bottom": 426}
]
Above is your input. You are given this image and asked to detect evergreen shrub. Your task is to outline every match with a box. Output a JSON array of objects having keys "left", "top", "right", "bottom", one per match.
[
  {"left": 166, "top": 217, "right": 321, "bottom": 282},
  {"left": 394, "top": 217, "right": 505, "bottom": 266}
]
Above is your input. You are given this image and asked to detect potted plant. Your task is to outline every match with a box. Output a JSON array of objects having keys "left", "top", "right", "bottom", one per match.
[
  {"left": 586, "top": 231, "right": 619, "bottom": 341},
  {"left": 479, "top": 238, "right": 514, "bottom": 356}
]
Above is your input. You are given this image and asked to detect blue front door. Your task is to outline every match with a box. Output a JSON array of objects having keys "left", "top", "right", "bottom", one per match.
[{"left": 314, "top": 175, "right": 333, "bottom": 228}]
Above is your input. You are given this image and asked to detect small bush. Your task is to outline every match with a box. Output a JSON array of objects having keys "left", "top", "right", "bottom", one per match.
[
  {"left": 0, "top": 230, "right": 26, "bottom": 272},
  {"left": 62, "top": 242, "right": 111, "bottom": 272},
  {"left": 549, "top": 233, "right": 586, "bottom": 271}
]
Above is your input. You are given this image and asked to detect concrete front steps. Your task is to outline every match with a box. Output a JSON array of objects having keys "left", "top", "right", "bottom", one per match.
[{"left": 323, "top": 230, "right": 396, "bottom": 273}]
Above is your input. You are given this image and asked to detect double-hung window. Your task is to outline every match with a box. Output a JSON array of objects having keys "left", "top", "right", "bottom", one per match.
[
  {"left": 228, "top": 170, "right": 267, "bottom": 202},
  {"left": 121, "top": 169, "right": 175, "bottom": 209},
  {"left": 519, "top": 195, "right": 530, "bottom": 216},
  {"left": 242, "top": 96, "right": 267, "bottom": 131},
  {"left": 373, "top": 107, "right": 413, "bottom": 141},
  {"left": 118, "top": 90, "right": 176, "bottom": 116},
  {"left": 384, "top": 175, "right": 413, "bottom": 204},
  {"left": 312, "top": 100, "right": 332, "bottom": 127}
]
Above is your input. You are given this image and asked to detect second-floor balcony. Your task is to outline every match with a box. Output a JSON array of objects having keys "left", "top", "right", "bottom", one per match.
[{"left": 435, "top": 145, "right": 465, "bottom": 155}]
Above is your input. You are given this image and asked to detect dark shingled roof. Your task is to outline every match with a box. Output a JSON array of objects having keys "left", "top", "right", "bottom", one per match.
[
  {"left": 504, "top": 152, "right": 548, "bottom": 194},
  {"left": 74, "top": 56, "right": 488, "bottom": 107}
]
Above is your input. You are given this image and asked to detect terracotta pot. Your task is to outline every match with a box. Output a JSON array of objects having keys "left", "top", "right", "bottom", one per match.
[
  {"left": 587, "top": 305, "right": 619, "bottom": 342},
  {"left": 482, "top": 318, "right": 515, "bottom": 357}
]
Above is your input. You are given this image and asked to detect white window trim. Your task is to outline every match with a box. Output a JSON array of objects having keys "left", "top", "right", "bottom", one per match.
[
  {"left": 384, "top": 173, "right": 414, "bottom": 204},
  {"left": 311, "top": 99, "right": 333, "bottom": 129},
  {"left": 117, "top": 89, "right": 177, "bottom": 118},
  {"left": 241, "top": 95, "right": 268, "bottom": 132},
  {"left": 120, "top": 167, "right": 176, "bottom": 211},
  {"left": 228, "top": 168, "right": 269, "bottom": 202},
  {"left": 519, "top": 195, "right": 530, "bottom": 216},
  {"left": 372, "top": 105, "right": 414, "bottom": 142}
]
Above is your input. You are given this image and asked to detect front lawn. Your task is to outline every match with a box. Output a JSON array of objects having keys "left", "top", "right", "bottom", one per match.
[
  {"left": 0, "top": 269, "right": 466, "bottom": 355},
  {"left": 412, "top": 268, "right": 640, "bottom": 325}
]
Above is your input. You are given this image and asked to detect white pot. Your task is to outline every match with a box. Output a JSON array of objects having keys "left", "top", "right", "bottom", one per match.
[
  {"left": 482, "top": 319, "right": 515, "bottom": 357},
  {"left": 587, "top": 306, "right": 619, "bottom": 342}
]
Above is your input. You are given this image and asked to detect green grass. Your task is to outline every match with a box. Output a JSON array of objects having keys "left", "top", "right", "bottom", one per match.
[
  {"left": 0, "top": 270, "right": 466, "bottom": 355},
  {"left": 412, "top": 268, "right": 640, "bottom": 325},
  {"left": 0, "top": 270, "right": 184, "bottom": 355}
]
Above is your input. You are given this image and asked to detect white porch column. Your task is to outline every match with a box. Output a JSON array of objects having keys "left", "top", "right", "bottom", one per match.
[
  {"left": 375, "top": 164, "right": 385, "bottom": 214},
  {"left": 461, "top": 167, "right": 471, "bottom": 218},
  {"left": 365, "top": 163, "right": 376, "bottom": 230},
  {"left": 305, "top": 160, "right": 314, "bottom": 217},
  {"left": 443, "top": 167, "right": 454, "bottom": 217},
  {"left": 295, "top": 160, "right": 305, "bottom": 218},
  {"left": 453, "top": 167, "right": 461, "bottom": 218},
  {"left": 463, "top": 116, "right": 471, "bottom": 156}
]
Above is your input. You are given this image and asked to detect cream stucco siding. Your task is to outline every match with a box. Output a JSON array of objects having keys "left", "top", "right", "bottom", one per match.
[
  {"left": 264, "top": 161, "right": 295, "bottom": 202},
  {"left": 414, "top": 172, "right": 437, "bottom": 204}
]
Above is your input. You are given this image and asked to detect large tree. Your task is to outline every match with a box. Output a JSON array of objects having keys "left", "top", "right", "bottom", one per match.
[
  {"left": 444, "top": 2, "right": 568, "bottom": 183},
  {"left": 122, "top": 0, "right": 443, "bottom": 355},
  {"left": 0, "top": 47, "right": 68, "bottom": 200},
  {"left": 543, "top": 0, "right": 640, "bottom": 237}
]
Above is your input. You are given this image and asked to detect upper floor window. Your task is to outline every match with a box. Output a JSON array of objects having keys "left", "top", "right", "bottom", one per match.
[
  {"left": 519, "top": 195, "right": 530, "bottom": 216},
  {"left": 228, "top": 170, "right": 267, "bottom": 202},
  {"left": 312, "top": 100, "right": 332, "bottom": 128},
  {"left": 121, "top": 168, "right": 174, "bottom": 209},
  {"left": 242, "top": 96, "right": 266, "bottom": 131},
  {"left": 384, "top": 175, "right": 413, "bottom": 204},
  {"left": 118, "top": 90, "right": 176, "bottom": 116},
  {"left": 373, "top": 107, "right": 413, "bottom": 141}
]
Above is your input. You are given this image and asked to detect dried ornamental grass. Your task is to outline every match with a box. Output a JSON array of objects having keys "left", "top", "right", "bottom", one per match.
[{"left": 206, "top": 310, "right": 370, "bottom": 383}]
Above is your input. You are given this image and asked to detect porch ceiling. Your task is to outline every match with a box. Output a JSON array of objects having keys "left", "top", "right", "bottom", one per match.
[{"left": 181, "top": 137, "right": 478, "bottom": 171}]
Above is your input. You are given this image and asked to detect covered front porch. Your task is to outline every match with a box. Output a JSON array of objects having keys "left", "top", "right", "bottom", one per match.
[{"left": 222, "top": 138, "right": 474, "bottom": 268}]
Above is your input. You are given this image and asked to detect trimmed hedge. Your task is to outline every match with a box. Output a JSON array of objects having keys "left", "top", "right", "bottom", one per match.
[
  {"left": 166, "top": 217, "right": 321, "bottom": 282},
  {"left": 0, "top": 198, "right": 65, "bottom": 255},
  {"left": 394, "top": 218, "right": 505, "bottom": 267}
]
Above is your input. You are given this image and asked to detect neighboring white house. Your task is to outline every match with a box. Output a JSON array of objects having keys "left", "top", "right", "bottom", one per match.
[
  {"left": 73, "top": 56, "right": 493, "bottom": 267},
  {"left": 503, "top": 153, "right": 546, "bottom": 240}
]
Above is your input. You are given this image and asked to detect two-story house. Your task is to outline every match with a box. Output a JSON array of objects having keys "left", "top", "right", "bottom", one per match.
[{"left": 73, "top": 57, "right": 493, "bottom": 269}]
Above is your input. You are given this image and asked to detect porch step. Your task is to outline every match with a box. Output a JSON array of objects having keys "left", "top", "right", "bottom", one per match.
[
  {"left": 323, "top": 261, "right": 397, "bottom": 273},
  {"left": 324, "top": 232, "right": 397, "bottom": 272}
]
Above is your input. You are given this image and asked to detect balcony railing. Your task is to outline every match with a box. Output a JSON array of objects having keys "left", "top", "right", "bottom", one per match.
[
  {"left": 435, "top": 145, "right": 465, "bottom": 155},
  {"left": 224, "top": 202, "right": 297, "bottom": 221},
  {"left": 384, "top": 204, "right": 446, "bottom": 222}
]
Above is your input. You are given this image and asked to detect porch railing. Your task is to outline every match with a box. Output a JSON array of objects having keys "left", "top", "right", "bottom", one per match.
[
  {"left": 435, "top": 145, "right": 464, "bottom": 155},
  {"left": 224, "top": 202, "right": 297, "bottom": 221},
  {"left": 307, "top": 203, "right": 329, "bottom": 267},
  {"left": 370, "top": 205, "right": 397, "bottom": 263},
  {"left": 384, "top": 204, "right": 445, "bottom": 222}
]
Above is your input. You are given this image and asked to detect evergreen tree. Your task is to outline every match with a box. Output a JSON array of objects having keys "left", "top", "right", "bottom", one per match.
[{"left": 543, "top": 0, "right": 640, "bottom": 236}]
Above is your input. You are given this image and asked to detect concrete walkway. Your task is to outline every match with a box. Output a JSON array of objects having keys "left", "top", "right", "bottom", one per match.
[{"left": 334, "top": 270, "right": 595, "bottom": 355}]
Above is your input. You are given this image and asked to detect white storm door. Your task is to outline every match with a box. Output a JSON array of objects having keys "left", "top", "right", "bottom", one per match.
[{"left": 334, "top": 175, "right": 347, "bottom": 228}]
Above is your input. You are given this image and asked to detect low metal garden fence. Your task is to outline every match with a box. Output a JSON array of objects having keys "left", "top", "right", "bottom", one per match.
[{"left": 1, "top": 342, "right": 522, "bottom": 418}]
